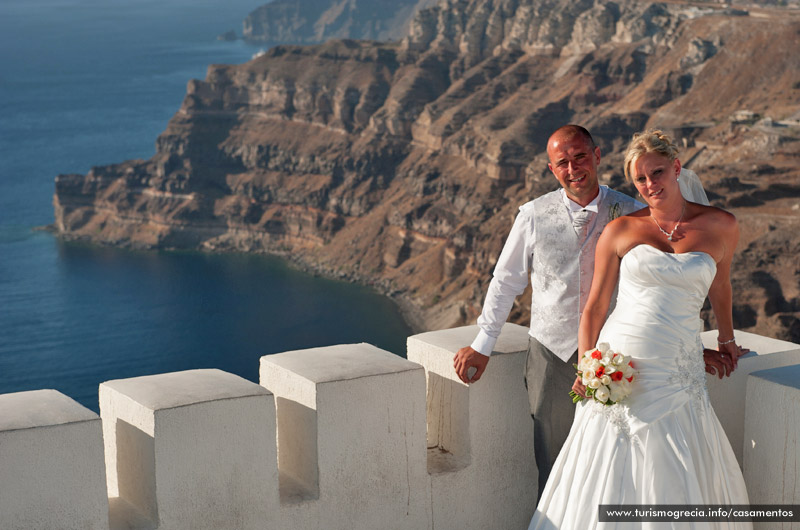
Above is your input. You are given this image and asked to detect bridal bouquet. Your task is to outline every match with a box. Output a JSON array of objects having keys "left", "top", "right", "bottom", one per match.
[{"left": 569, "top": 343, "right": 636, "bottom": 406}]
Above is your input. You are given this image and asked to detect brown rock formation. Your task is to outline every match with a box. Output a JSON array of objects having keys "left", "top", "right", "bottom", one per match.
[
  {"left": 54, "top": 0, "right": 800, "bottom": 342},
  {"left": 243, "top": 0, "right": 440, "bottom": 44}
]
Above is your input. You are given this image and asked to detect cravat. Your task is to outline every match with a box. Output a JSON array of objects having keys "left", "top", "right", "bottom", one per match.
[{"left": 572, "top": 209, "right": 594, "bottom": 239}]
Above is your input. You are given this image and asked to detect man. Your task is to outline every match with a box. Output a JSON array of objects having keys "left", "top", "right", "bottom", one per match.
[{"left": 453, "top": 124, "right": 642, "bottom": 498}]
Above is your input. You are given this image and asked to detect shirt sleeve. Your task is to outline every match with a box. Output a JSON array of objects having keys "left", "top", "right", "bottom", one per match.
[{"left": 470, "top": 208, "right": 534, "bottom": 356}]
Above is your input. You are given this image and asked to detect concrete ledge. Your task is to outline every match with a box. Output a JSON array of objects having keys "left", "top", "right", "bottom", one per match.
[
  {"left": 703, "top": 330, "right": 800, "bottom": 465},
  {"left": 407, "top": 323, "right": 536, "bottom": 530},
  {"left": 744, "top": 365, "right": 800, "bottom": 529},
  {"left": 99, "top": 369, "right": 277, "bottom": 530},
  {"left": 260, "top": 343, "right": 431, "bottom": 530},
  {"left": 0, "top": 389, "right": 108, "bottom": 530},
  {"left": 2, "top": 328, "right": 796, "bottom": 530}
]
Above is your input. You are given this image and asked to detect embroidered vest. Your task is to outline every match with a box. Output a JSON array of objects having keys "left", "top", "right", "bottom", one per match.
[{"left": 528, "top": 187, "right": 640, "bottom": 361}]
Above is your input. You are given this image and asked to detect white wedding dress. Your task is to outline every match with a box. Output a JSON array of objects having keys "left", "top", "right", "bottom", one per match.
[{"left": 528, "top": 244, "right": 751, "bottom": 529}]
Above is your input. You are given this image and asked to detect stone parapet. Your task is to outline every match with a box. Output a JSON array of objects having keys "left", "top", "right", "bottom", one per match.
[
  {"left": 703, "top": 330, "right": 800, "bottom": 465},
  {"left": 99, "top": 369, "right": 277, "bottom": 530},
  {"left": 260, "top": 342, "right": 431, "bottom": 530},
  {"left": 744, "top": 365, "right": 800, "bottom": 530},
  {"left": 1, "top": 327, "right": 799, "bottom": 529},
  {"left": 0, "top": 389, "right": 108, "bottom": 530},
  {"left": 407, "top": 323, "right": 536, "bottom": 530}
]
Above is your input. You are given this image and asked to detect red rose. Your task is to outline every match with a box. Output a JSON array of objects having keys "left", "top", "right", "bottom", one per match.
[
  {"left": 611, "top": 371, "right": 623, "bottom": 382},
  {"left": 591, "top": 349, "right": 602, "bottom": 360},
  {"left": 595, "top": 366, "right": 605, "bottom": 377},
  {"left": 626, "top": 376, "right": 634, "bottom": 382}
]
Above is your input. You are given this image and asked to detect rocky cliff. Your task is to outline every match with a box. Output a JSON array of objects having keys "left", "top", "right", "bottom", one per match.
[
  {"left": 243, "top": 0, "right": 440, "bottom": 43},
  {"left": 54, "top": 0, "right": 800, "bottom": 341}
]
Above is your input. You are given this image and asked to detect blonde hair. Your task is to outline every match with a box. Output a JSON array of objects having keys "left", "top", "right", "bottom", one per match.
[{"left": 623, "top": 129, "right": 680, "bottom": 181}]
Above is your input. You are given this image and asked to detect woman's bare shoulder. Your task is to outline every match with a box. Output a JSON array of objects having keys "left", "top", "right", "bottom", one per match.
[
  {"left": 691, "top": 203, "right": 737, "bottom": 228},
  {"left": 601, "top": 211, "right": 649, "bottom": 255},
  {"left": 606, "top": 213, "right": 634, "bottom": 232}
]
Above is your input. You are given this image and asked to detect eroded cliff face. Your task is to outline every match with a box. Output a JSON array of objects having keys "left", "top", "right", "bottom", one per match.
[
  {"left": 54, "top": 0, "right": 800, "bottom": 341},
  {"left": 243, "top": 0, "right": 440, "bottom": 44}
]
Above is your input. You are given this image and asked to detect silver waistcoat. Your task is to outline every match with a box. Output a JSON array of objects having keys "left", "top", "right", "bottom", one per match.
[{"left": 528, "top": 188, "right": 640, "bottom": 361}]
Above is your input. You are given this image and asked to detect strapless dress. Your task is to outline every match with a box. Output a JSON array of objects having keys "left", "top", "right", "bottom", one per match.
[{"left": 528, "top": 244, "right": 751, "bottom": 529}]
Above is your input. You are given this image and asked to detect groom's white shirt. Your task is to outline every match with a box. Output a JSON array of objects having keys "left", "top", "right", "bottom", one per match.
[{"left": 470, "top": 185, "right": 642, "bottom": 361}]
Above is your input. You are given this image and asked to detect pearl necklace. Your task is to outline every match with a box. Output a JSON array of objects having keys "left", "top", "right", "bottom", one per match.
[{"left": 651, "top": 201, "right": 685, "bottom": 242}]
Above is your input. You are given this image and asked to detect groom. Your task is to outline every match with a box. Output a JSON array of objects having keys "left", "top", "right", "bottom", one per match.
[{"left": 453, "top": 124, "right": 642, "bottom": 498}]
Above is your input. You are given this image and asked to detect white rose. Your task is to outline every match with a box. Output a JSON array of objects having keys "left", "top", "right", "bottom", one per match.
[
  {"left": 588, "top": 378, "right": 602, "bottom": 389},
  {"left": 609, "top": 385, "right": 627, "bottom": 403},
  {"left": 623, "top": 364, "right": 636, "bottom": 378},
  {"left": 597, "top": 342, "right": 610, "bottom": 355},
  {"left": 601, "top": 375, "right": 612, "bottom": 386},
  {"left": 595, "top": 386, "right": 610, "bottom": 403}
]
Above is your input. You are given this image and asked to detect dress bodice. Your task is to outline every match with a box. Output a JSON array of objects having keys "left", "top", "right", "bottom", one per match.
[
  {"left": 599, "top": 244, "right": 717, "bottom": 361},
  {"left": 618, "top": 244, "right": 716, "bottom": 317}
]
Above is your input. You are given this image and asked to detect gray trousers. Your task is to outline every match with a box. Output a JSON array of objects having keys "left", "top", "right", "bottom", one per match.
[{"left": 524, "top": 336, "right": 578, "bottom": 500}]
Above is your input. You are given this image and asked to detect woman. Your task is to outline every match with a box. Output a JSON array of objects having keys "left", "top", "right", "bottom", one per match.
[{"left": 528, "top": 130, "right": 750, "bottom": 529}]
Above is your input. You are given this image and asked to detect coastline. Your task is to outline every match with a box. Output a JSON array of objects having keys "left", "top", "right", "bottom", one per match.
[{"left": 48, "top": 226, "right": 430, "bottom": 338}]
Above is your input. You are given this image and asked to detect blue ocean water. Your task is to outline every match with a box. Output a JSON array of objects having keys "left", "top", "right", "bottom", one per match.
[{"left": 0, "top": 0, "right": 412, "bottom": 411}]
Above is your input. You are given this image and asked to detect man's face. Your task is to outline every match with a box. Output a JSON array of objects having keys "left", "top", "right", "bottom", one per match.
[{"left": 547, "top": 133, "right": 601, "bottom": 206}]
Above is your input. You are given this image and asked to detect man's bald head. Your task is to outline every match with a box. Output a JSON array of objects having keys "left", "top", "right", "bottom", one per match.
[{"left": 547, "top": 124, "right": 596, "bottom": 151}]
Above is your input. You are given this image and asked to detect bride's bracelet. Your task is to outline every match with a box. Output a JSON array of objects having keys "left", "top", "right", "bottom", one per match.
[{"left": 717, "top": 336, "right": 736, "bottom": 345}]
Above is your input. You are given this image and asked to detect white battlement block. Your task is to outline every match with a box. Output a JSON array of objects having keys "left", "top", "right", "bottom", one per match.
[
  {"left": 744, "top": 365, "right": 800, "bottom": 528},
  {"left": 703, "top": 330, "right": 800, "bottom": 465},
  {"left": 99, "top": 369, "right": 277, "bottom": 530},
  {"left": 407, "top": 323, "right": 536, "bottom": 530},
  {"left": 260, "top": 343, "right": 431, "bottom": 530},
  {"left": 0, "top": 389, "right": 109, "bottom": 530}
]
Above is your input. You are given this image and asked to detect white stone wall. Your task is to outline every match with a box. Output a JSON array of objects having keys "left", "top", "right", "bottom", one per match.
[
  {"left": 744, "top": 365, "right": 800, "bottom": 530},
  {"left": 407, "top": 324, "right": 537, "bottom": 530},
  {"left": 703, "top": 330, "right": 800, "bottom": 466},
  {"left": 0, "top": 390, "right": 108, "bottom": 530},
  {"left": 1, "top": 325, "right": 799, "bottom": 530}
]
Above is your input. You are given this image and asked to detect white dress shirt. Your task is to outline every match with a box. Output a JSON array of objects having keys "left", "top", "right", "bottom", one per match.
[{"left": 470, "top": 187, "right": 606, "bottom": 357}]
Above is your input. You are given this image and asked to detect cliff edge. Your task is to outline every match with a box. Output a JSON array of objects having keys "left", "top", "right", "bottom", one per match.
[
  {"left": 54, "top": 0, "right": 800, "bottom": 341},
  {"left": 242, "top": 0, "right": 440, "bottom": 44}
]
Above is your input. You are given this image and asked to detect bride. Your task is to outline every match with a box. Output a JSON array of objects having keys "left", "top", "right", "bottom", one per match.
[{"left": 528, "top": 130, "right": 750, "bottom": 529}]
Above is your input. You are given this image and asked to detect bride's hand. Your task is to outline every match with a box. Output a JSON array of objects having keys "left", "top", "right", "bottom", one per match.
[
  {"left": 571, "top": 376, "right": 587, "bottom": 398},
  {"left": 719, "top": 340, "right": 749, "bottom": 359},
  {"left": 718, "top": 341, "right": 749, "bottom": 370}
]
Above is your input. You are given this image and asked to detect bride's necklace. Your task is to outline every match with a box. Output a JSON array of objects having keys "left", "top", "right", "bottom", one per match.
[{"left": 651, "top": 201, "right": 685, "bottom": 242}]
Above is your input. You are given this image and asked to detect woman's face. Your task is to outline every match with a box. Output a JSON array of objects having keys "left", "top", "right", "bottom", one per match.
[{"left": 631, "top": 152, "right": 681, "bottom": 206}]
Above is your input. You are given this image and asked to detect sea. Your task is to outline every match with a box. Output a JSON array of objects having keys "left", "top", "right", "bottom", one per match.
[{"left": 0, "top": 0, "right": 412, "bottom": 412}]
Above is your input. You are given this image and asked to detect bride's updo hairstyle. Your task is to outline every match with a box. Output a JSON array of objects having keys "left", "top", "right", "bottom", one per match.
[{"left": 623, "top": 129, "right": 680, "bottom": 182}]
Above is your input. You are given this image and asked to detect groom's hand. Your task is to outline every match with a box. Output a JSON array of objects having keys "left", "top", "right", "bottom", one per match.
[
  {"left": 454, "top": 346, "right": 490, "bottom": 384},
  {"left": 703, "top": 348, "right": 734, "bottom": 379}
]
